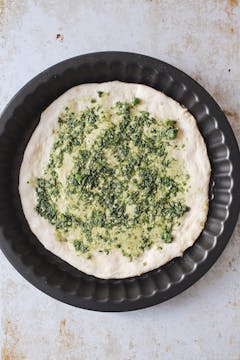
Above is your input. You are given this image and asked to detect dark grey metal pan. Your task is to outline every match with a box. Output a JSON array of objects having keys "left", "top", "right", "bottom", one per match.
[{"left": 0, "top": 52, "right": 239, "bottom": 311}]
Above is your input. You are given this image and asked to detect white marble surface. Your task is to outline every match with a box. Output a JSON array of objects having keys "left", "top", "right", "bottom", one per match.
[{"left": 0, "top": 1, "right": 240, "bottom": 359}]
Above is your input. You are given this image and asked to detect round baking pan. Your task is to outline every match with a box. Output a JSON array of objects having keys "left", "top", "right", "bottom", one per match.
[{"left": 0, "top": 52, "right": 239, "bottom": 311}]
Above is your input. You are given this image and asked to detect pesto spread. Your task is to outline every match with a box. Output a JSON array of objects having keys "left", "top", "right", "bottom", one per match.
[{"left": 34, "top": 93, "right": 190, "bottom": 260}]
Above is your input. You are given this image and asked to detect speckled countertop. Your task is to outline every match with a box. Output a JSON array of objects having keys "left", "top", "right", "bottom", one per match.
[{"left": 0, "top": 1, "right": 240, "bottom": 359}]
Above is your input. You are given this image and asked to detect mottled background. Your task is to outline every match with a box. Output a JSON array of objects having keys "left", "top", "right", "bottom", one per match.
[{"left": 0, "top": 1, "right": 240, "bottom": 359}]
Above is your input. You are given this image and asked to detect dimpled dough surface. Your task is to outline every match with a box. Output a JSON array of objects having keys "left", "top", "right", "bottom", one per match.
[{"left": 19, "top": 81, "right": 210, "bottom": 279}]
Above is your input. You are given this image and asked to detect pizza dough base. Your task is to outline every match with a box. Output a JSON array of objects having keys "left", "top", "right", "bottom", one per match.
[{"left": 19, "top": 81, "right": 211, "bottom": 279}]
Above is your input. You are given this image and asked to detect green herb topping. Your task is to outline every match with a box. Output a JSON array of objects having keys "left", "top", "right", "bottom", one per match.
[{"left": 33, "top": 96, "right": 190, "bottom": 259}]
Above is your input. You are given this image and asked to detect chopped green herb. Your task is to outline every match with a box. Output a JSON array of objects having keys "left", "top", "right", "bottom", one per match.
[
  {"left": 73, "top": 240, "right": 89, "bottom": 253},
  {"left": 161, "top": 227, "right": 173, "bottom": 243},
  {"left": 132, "top": 97, "right": 141, "bottom": 105},
  {"left": 164, "top": 126, "right": 178, "bottom": 140},
  {"left": 166, "top": 119, "right": 176, "bottom": 126},
  {"left": 97, "top": 91, "right": 104, "bottom": 98}
]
